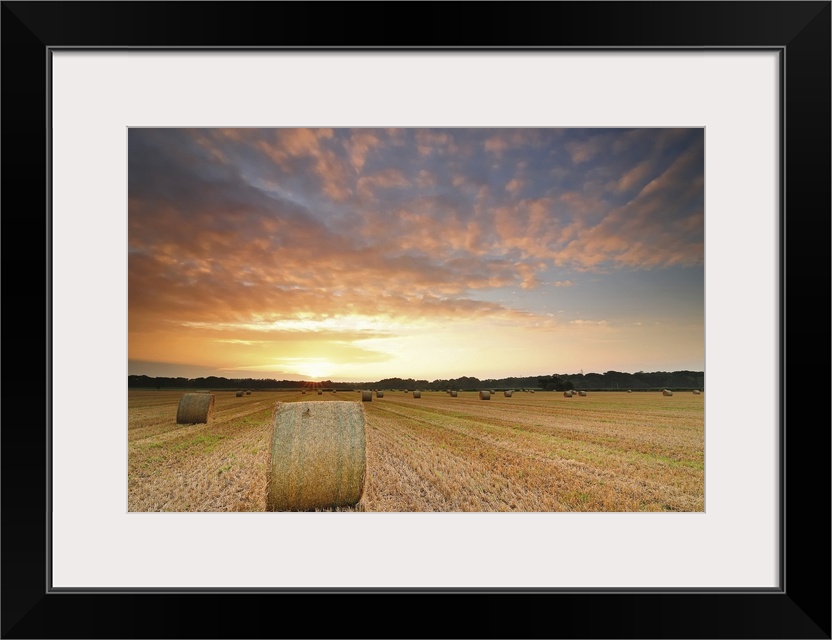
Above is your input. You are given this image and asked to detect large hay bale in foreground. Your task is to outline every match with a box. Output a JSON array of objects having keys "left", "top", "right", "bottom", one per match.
[
  {"left": 375, "top": 390, "right": 384, "bottom": 398},
  {"left": 412, "top": 390, "right": 421, "bottom": 398},
  {"left": 267, "top": 401, "right": 366, "bottom": 511},
  {"left": 479, "top": 390, "right": 491, "bottom": 400},
  {"left": 176, "top": 393, "right": 215, "bottom": 425},
  {"left": 361, "top": 390, "right": 372, "bottom": 402},
  {"left": 503, "top": 390, "right": 512, "bottom": 397},
  {"left": 663, "top": 389, "right": 673, "bottom": 396},
  {"left": 235, "top": 390, "right": 244, "bottom": 397},
  {"left": 450, "top": 390, "right": 458, "bottom": 397},
  {"left": 563, "top": 390, "right": 573, "bottom": 397}
]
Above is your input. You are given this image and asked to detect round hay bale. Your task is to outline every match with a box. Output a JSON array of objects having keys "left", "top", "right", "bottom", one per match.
[
  {"left": 578, "top": 390, "right": 587, "bottom": 397},
  {"left": 503, "top": 390, "right": 513, "bottom": 397},
  {"left": 375, "top": 390, "right": 384, "bottom": 398},
  {"left": 235, "top": 390, "right": 244, "bottom": 397},
  {"left": 479, "top": 390, "right": 491, "bottom": 400},
  {"left": 245, "top": 390, "right": 252, "bottom": 395},
  {"left": 663, "top": 389, "right": 673, "bottom": 396},
  {"left": 317, "top": 390, "right": 323, "bottom": 395},
  {"left": 267, "top": 401, "right": 366, "bottom": 511},
  {"left": 530, "top": 390, "right": 535, "bottom": 394},
  {"left": 302, "top": 390, "right": 306, "bottom": 395},
  {"left": 450, "top": 390, "right": 458, "bottom": 397},
  {"left": 693, "top": 389, "right": 701, "bottom": 395},
  {"left": 361, "top": 390, "right": 372, "bottom": 402},
  {"left": 627, "top": 390, "right": 633, "bottom": 393},
  {"left": 412, "top": 390, "right": 421, "bottom": 398},
  {"left": 563, "top": 390, "right": 573, "bottom": 397},
  {"left": 176, "top": 393, "right": 215, "bottom": 424}
]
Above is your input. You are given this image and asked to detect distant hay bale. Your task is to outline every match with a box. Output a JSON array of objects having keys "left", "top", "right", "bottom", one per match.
[
  {"left": 693, "top": 389, "right": 701, "bottom": 395},
  {"left": 563, "top": 390, "right": 573, "bottom": 397},
  {"left": 361, "top": 390, "right": 372, "bottom": 402},
  {"left": 245, "top": 390, "right": 252, "bottom": 395},
  {"left": 503, "top": 390, "right": 512, "bottom": 397},
  {"left": 413, "top": 390, "right": 421, "bottom": 398},
  {"left": 176, "top": 393, "right": 215, "bottom": 425},
  {"left": 479, "top": 390, "right": 491, "bottom": 400},
  {"left": 235, "top": 390, "right": 244, "bottom": 397},
  {"left": 627, "top": 390, "right": 633, "bottom": 393},
  {"left": 450, "top": 390, "right": 458, "bottom": 397},
  {"left": 663, "top": 389, "right": 673, "bottom": 396},
  {"left": 530, "top": 390, "right": 535, "bottom": 394},
  {"left": 267, "top": 401, "right": 366, "bottom": 511},
  {"left": 375, "top": 390, "right": 384, "bottom": 398},
  {"left": 302, "top": 390, "right": 306, "bottom": 395},
  {"left": 317, "top": 390, "right": 323, "bottom": 395},
  {"left": 578, "top": 391, "right": 587, "bottom": 396}
]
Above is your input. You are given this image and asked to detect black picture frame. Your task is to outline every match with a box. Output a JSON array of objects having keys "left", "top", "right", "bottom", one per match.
[{"left": 2, "top": 2, "right": 829, "bottom": 638}]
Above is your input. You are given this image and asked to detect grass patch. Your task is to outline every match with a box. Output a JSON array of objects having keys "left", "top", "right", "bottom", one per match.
[
  {"left": 136, "top": 441, "right": 165, "bottom": 450},
  {"left": 173, "top": 434, "right": 226, "bottom": 453}
]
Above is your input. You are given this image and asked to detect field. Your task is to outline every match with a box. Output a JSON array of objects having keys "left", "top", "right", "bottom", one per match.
[{"left": 128, "top": 389, "right": 704, "bottom": 512}]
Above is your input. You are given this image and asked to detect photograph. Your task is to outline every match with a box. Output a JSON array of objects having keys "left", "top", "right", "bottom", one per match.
[
  {"left": 128, "top": 127, "right": 705, "bottom": 513},
  {"left": 2, "top": 0, "right": 828, "bottom": 637}
]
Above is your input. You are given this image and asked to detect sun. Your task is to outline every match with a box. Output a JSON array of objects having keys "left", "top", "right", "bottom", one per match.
[{"left": 296, "top": 360, "right": 334, "bottom": 379}]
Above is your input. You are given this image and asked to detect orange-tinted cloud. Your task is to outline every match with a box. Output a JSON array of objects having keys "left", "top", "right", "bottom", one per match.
[
  {"left": 357, "top": 168, "right": 411, "bottom": 198},
  {"left": 128, "top": 128, "right": 704, "bottom": 376}
]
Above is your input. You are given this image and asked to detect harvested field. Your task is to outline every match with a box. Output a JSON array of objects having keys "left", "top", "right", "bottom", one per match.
[{"left": 128, "top": 389, "right": 704, "bottom": 512}]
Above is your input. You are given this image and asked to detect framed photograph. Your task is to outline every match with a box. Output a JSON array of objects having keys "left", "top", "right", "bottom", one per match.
[{"left": 4, "top": 2, "right": 829, "bottom": 638}]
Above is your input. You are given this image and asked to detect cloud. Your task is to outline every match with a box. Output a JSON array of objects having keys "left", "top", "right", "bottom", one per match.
[
  {"left": 415, "top": 129, "right": 457, "bottom": 156},
  {"left": 614, "top": 160, "right": 653, "bottom": 193},
  {"left": 637, "top": 143, "right": 701, "bottom": 198},
  {"left": 129, "top": 128, "right": 704, "bottom": 374},
  {"left": 505, "top": 178, "right": 525, "bottom": 195},
  {"left": 348, "top": 129, "right": 385, "bottom": 172},
  {"left": 482, "top": 129, "right": 550, "bottom": 159},
  {"left": 245, "top": 128, "right": 353, "bottom": 201},
  {"left": 357, "top": 168, "right": 411, "bottom": 197},
  {"left": 567, "top": 135, "right": 605, "bottom": 164},
  {"left": 484, "top": 136, "right": 508, "bottom": 156}
]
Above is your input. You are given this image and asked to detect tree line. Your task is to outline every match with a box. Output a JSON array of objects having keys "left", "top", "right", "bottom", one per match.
[{"left": 128, "top": 370, "right": 704, "bottom": 391}]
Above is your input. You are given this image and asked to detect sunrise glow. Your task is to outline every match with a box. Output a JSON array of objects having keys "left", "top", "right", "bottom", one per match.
[{"left": 128, "top": 128, "right": 704, "bottom": 382}]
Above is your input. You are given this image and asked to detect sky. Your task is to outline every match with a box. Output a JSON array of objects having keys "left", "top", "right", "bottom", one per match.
[{"left": 128, "top": 128, "right": 704, "bottom": 382}]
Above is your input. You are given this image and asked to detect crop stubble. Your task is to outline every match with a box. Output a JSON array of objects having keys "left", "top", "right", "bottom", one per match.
[{"left": 128, "top": 390, "right": 703, "bottom": 512}]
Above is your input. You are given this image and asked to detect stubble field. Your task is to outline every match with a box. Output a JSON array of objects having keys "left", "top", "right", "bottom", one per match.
[{"left": 128, "top": 389, "right": 704, "bottom": 512}]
